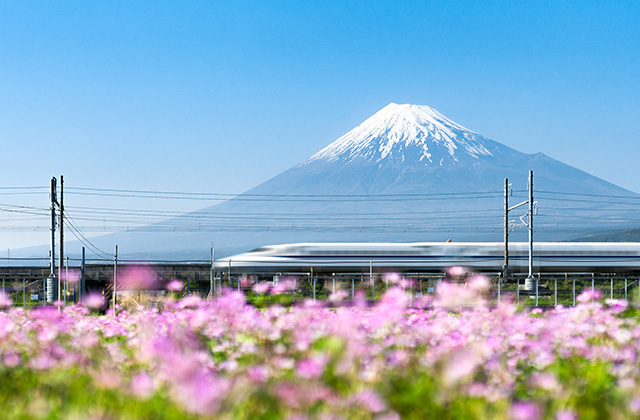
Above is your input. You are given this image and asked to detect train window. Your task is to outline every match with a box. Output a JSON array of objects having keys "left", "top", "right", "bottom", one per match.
[
  {"left": 307, "top": 249, "right": 423, "bottom": 256},
  {"left": 250, "top": 246, "right": 273, "bottom": 252}
]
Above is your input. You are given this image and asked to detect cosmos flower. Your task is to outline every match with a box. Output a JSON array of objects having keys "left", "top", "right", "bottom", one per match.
[
  {"left": 252, "top": 281, "right": 271, "bottom": 294},
  {"left": 0, "top": 270, "right": 638, "bottom": 419},
  {"left": 166, "top": 279, "right": 184, "bottom": 292},
  {"left": 83, "top": 293, "right": 105, "bottom": 310}
]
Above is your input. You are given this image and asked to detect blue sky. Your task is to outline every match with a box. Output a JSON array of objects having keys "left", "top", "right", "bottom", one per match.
[{"left": 1, "top": 1, "right": 639, "bottom": 249}]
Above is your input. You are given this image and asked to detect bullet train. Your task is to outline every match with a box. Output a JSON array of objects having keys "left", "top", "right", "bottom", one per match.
[{"left": 215, "top": 242, "right": 640, "bottom": 274}]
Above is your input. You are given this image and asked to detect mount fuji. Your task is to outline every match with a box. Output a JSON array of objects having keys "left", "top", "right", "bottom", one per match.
[
  {"left": 16, "top": 103, "right": 640, "bottom": 260},
  {"left": 263, "top": 103, "right": 626, "bottom": 196}
]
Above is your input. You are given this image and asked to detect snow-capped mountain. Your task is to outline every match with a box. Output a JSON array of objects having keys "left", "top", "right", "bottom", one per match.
[
  {"left": 12, "top": 103, "right": 640, "bottom": 260},
  {"left": 304, "top": 103, "right": 495, "bottom": 165},
  {"left": 251, "top": 103, "right": 621, "bottom": 198}
]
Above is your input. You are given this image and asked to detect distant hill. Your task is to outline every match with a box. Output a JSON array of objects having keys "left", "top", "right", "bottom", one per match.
[{"left": 571, "top": 228, "right": 640, "bottom": 242}]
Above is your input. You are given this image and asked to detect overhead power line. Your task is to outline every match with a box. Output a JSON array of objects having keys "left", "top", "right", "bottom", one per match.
[{"left": 62, "top": 209, "right": 112, "bottom": 259}]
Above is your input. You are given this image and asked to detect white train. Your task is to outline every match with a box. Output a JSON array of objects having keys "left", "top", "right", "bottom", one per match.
[{"left": 215, "top": 242, "right": 640, "bottom": 274}]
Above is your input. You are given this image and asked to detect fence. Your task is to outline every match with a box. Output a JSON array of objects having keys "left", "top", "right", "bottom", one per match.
[{"left": 2, "top": 267, "right": 638, "bottom": 308}]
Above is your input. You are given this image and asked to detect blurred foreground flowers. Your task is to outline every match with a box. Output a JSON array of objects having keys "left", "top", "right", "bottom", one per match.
[{"left": 1, "top": 282, "right": 640, "bottom": 419}]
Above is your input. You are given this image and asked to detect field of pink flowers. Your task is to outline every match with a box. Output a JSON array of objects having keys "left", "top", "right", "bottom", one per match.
[{"left": 1, "top": 278, "right": 640, "bottom": 419}]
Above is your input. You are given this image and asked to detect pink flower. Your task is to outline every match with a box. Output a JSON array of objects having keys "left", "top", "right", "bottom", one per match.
[
  {"left": 435, "top": 282, "right": 482, "bottom": 308},
  {"left": 61, "top": 268, "right": 81, "bottom": 284},
  {"left": 166, "top": 279, "right": 183, "bottom": 292},
  {"left": 117, "top": 265, "right": 158, "bottom": 290},
  {"left": 272, "top": 278, "right": 295, "bottom": 294},
  {"left": 0, "top": 292, "right": 12, "bottom": 308},
  {"left": 83, "top": 293, "right": 105, "bottom": 310},
  {"left": 442, "top": 349, "right": 482, "bottom": 385},
  {"left": 510, "top": 401, "right": 541, "bottom": 420},
  {"left": 556, "top": 410, "right": 576, "bottom": 420},
  {"left": 468, "top": 275, "right": 490, "bottom": 292},
  {"left": 248, "top": 366, "right": 268, "bottom": 383},
  {"left": 4, "top": 353, "right": 20, "bottom": 368},
  {"left": 253, "top": 282, "right": 270, "bottom": 294},
  {"left": 354, "top": 389, "right": 386, "bottom": 412},
  {"left": 531, "top": 372, "right": 558, "bottom": 391},
  {"left": 130, "top": 372, "right": 155, "bottom": 399},
  {"left": 447, "top": 266, "right": 466, "bottom": 278},
  {"left": 384, "top": 272, "right": 401, "bottom": 284},
  {"left": 275, "top": 383, "right": 303, "bottom": 408},
  {"left": 235, "top": 276, "right": 252, "bottom": 288},
  {"left": 605, "top": 299, "right": 628, "bottom": 314},
  {"left": 94, "top": 369, "right": 122, "bottom": 390},
  {"left": 329, "top": 290, "right": 348, "bottom": 302},
  {"left": 576, "top": 289, "right": 602, "bottom": 304},
  {"left": 296, "top": 357, "right": 326, "bottom": 379},
  {"left": 172, "top": 372, "right": 229, "bottom": 416}
]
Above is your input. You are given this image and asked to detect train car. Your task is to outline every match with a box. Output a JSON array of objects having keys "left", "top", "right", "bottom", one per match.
[{"left": 215, "top": 242, "right": 640, "bottom": 274}]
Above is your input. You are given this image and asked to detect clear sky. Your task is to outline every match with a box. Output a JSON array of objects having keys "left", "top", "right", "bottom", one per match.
[{"left": 1, "top": 1, "right": 639, "bottom": 250}]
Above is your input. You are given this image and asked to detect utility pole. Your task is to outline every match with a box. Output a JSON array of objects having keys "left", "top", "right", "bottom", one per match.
[
  {"left": 210, "top": 246, "right": 215, "bottom": 299},
  {"left": 47, "top": 177, "right": 57, "bottom": 304},
  {"left": 503, "top": 171, "right": 536, "bottom": 290},
  {"left": 526, "top": 170, "right": 534, "bottom": 290},
  {"left": 113, "top": 245, "right": 118, "bottom": 313},
  {"left": 503, "top": 178, "right": 509, "bottom": 279},
  {"left": 58, "top": 175, "right": 64, "bottom": 303},
  {"left": 81, "top": 247, "right": 85, "bottom": 301},
  {"left": 370, "top": 260, "right": 374, "bottom": 301}
]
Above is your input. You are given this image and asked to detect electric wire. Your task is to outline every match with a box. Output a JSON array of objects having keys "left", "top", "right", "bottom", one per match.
[{"left": 62, "top": 209, "right": 113, "bottom": 259}]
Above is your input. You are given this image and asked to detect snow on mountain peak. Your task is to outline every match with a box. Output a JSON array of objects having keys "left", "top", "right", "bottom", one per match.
[{"left": 303, "top": 103, "right": 495, "bottom": 166}]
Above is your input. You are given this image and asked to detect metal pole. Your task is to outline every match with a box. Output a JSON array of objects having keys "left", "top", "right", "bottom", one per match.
[
  {"left": 625, "top": 277, "right": 628, "bottom": 302},
  {"left": 370, "top": 261, "right": 374, "bottom": 300},
  {"left": 592, "top": 273, "right": 595, "bottom": 293},
  {"left": 563, "top": 272, "right": 567, "bottom": 305},
  {"left": 332, "top": 276, "right": 335, "bottom": 295},
  {"left": 210, "top": 246, "right": 214, "bottom": 299},
  {"left": 572, "top": 275, "right": 575, "bottom": 306},
  {"left": 351, "top": 277, "right": 354, "bottom": 300},
  {"left": 228, "top": 259, "right": 232, "bottom": 291},
  {"left": 498, "top": 277, "right": 501, "bottom": 304},
  {"left": 402, "top": 274, "right": 405, "bottom": 292},
  {"left": 536, "top": 273, "right": 540, "bottom": 306},
  {"left": 503, "top": 178, "right": 509, "bottom": 278},
  {"left": 312, "top": 268, "right": 316, "bottom": 301},
  {"left": 292, "top": 278, "right": 296, "bottom": 302},
  {"left": 611, "top": 278, "right": 613, "bottom": 299},
  {"left": 23, "top": 278, "right": 25, "bottom": 306},
  {"left": 554, "top": 276, "right": 557, "bottom": 306},
  {"left": 525, "top": 171, "right": 538, "bottom": 292},
  {"left": 48, "top": 177, "right": 57, "bottom": 304},
  {"left": 113, "top": 245, "right": 117, "bottom": 312},
  {"left": 516, "top": 279, "right": 519, "bottom": 304},
  {"left": 81, "top": 247, "right": 85, "bottom": 301},
  {"left": 58, "top": 175, "right": 63, "bottom": 304},
  {"left": 528, "top": 171, "right": 533, "bottom": 279}
]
